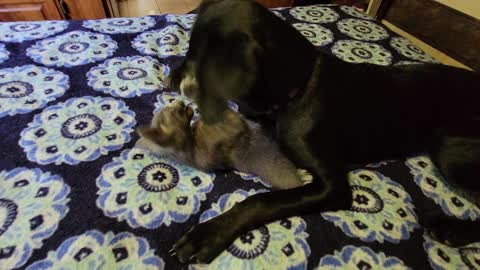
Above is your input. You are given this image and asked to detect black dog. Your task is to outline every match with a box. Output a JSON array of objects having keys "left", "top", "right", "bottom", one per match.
[{"left": 169, "top": 0, "right": 480, "bottom": 263}]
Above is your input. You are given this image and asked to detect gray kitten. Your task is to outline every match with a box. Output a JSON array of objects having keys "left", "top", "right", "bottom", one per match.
[{"left": 136, "top": 100, "right": 308, "bottom": 189}]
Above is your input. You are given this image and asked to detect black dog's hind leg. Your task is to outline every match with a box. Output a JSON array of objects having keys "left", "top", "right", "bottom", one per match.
[
  {"left": 172, "top": 138, "right": 352, "bottom": 263},
  {"left": 425, "top": 133, "right": 480, "bottom": 246}
]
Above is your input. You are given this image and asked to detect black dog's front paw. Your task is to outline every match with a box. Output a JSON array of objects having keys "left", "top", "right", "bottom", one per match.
[{"left": 172, "top": 220, "right": 234, "bottom": 264}]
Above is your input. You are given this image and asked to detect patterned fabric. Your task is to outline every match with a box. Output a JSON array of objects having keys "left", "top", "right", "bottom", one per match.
[
  {"left": 390, "top": 37, "right": 439, "bottom": 63},
  {"left": 290, "top": 6, "right": 340, "bottom": 23},
  {"left": 166, "top": 14, "right": 197, "bottom": 30},
  {"left": 406, "top": 155, "right": 480, "bottom": 220},
  {"left": 322, "top": 169, "right": 419, "bottom": 243},
  {"left": 0, "top": 168, "right": 70, "bottom": 269},
  {"left": 97, "top": 148, "right": 214, "bottom": 228},
  {"left": 233, "top": 170, "right": 273, "bottom": 188},
  {"left": 0, "top": 21, "right": 68, "bottom": 43},
  {"left": 331, "top": 40, "right": 392, "bottom": 65},
  {"left": 132, "top": 25, "right": 189, "bottom": 58},
  {"left": 19, "top": 96, "right": 136, "bottom": 165},
  {"left": 339, "top": 5, "right": 375, "bottom": 20},
  {"left": 26, "top": 230, "right": 164, "bottom": 270},
  {"left": 0, "top": 65, "right": 69, "bottom": 118},
  {"left": 27, "top": 31, "right": 117, "bottom": 67},
  {"left": 0, "top": 6, "right": 478, "bottom": 270},
  {"left": 190, "top": 189, "right": 310, "bottom": 270},
  {"left": 293, "top": 23, "right": 334, "bottom": 46},
  {"left": 317, "top": 245, "right": 410, "bottom": 269},
  {"left": 87, "top": 56, "right": 169, "bottom": 98},
  {"left": 337, "top": 19, "right": 389, "bottom": 41},
  {"left": 423, "top": 234, "right": 480, "bottom": 270},
  {"left": 0, "top": 43, "right": 9, "bottom": 64},
  {"left": 82, "top": 17, "right": 156, "bottom": 34}
]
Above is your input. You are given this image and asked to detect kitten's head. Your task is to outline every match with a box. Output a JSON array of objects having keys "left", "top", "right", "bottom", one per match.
[{"left": 137, "top": 100, "right": 195, "bottom": 151}]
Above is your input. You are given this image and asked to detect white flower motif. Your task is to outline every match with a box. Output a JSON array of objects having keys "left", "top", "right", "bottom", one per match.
[
  {"left": 0, "top": 168, "right": 70, "bottom": 270},
  {"left": 331, "top": 40, "right": 392, "bottom": 65},
  {"left": 317, "top": 245, "right": 411, "bottom": 269},
  {"left": 0, "top": 21, "right": 69, "bottom": 43},
  {"left": 19, "top": 96, "right": 136, "bottom": 165},
  {"left": 190, "top": 189, "right": 310, "bottom": 270},
  {"left": 290, "top": 6, "right": 339, "bottom": 23},
  {"left": 26, "top": 230, "right": 164, "bottom": 270},
  {"left": 406, "top": 155, "right": 480, "bottom": 220},
  {"left": 166, "top": 14, "right": 197, "bottom": 30},
  {"left": 0, "top": 65, "right": 69, "bottom": 118},
  {"left": 27, "top": 31, "right": 117, "bottom": 67},
  {"left": 337, "top": 18, "right": 389, "bottom": 41},
  {"left": 87, "top": 56, "right": 169, "bottom": 98},
  {"left": 132, "top": 25, "right": 189, "bottom": 58},
  {"left": 390, "top": 37, "right": 439, "bottom": 63},
  {"left": 96, "top": 148, "right": 215, "bottom": 228},
  {"left": 340, "top": 5, "right": 375, "bottom": 20},
  {"left": 322, "top": 169, "right": 419, "bottom": 243},
  {"left": 83, "top": 17, "right": 156, "bottom": 34},
  {"left": 0, "top": 43, "right": 9, "bottom": 63},
  {"left": 233, "top": 171, "right": 272, "bottom": 188},
  {"left": 293, "top": 23, "right": 334, "bottom": 46},
  {"left": 423, "top": 234, "right": 480, "bottom": 270}
]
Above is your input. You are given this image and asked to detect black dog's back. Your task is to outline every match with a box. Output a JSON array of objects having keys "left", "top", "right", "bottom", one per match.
[
  {"left": 303, "top": 54, "right": 480, "bottom": 164},
  {"left": 277, "top": 51, "right": 480, "bottom": 245}
]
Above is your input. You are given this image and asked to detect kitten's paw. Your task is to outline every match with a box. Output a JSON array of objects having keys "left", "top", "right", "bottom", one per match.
[{"left": 297, "top": 169, "right": 313, "bottom": 185}]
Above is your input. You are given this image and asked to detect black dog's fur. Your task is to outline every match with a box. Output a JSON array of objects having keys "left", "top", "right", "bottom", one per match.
[{"left": 169, "top": 0, "right": 480, "bottom": 263}]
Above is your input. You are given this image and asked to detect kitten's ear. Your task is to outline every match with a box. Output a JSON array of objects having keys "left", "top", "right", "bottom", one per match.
[{"left": 137, "top": 126, "right": 170, "bottom": 146}]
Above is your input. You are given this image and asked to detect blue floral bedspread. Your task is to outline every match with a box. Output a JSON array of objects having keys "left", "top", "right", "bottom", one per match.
[{"left": 1, "top": 5, "right": 479, "bottom": 270}]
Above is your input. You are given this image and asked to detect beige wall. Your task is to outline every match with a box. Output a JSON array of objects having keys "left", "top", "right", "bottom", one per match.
[{"left": 435, "top": 0, "right": 480, "bottom": 19}]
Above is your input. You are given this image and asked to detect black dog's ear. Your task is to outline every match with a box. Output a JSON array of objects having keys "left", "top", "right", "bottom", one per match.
[
  {"left": 197, "top": 32, "right": 261, "bottom": 123},
  {"left": 202, "top": 32, "right": 259, "bottom": 99},
  {"left": 167, "top": 60, "right": 186, "bottom": 92}
]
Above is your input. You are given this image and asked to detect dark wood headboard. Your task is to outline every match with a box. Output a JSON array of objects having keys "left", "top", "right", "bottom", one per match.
[{"left": 378, "top": 0, "right": 480, "bottom": 70}]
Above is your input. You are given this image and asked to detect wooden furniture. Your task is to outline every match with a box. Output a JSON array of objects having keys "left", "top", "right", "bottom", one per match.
[
  {"left": 377, "top": 0, "right": 480, "bottom": 70},
  {"left": 366, "top": 0, "right": 382, "bottom": 17},
  {"left": 63, "top": 0, "right": 106, "bottom": 20},
  {"left": 0, "top": 0, "right": 62, "bottom": 21},
  {"left": 0, "top": 0, "right": 107, "bottom": 21}
]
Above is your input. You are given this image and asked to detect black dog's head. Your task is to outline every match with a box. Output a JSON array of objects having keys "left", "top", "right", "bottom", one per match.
[{"left": 169, "top": 0, "right": 317, "bottom": 124}]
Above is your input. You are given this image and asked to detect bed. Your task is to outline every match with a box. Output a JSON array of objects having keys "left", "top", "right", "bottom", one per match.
[{"left": 0, "top": 4, "right": 479, "bottom": 270}]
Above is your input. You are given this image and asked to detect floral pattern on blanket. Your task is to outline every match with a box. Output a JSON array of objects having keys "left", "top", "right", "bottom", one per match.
[
  {"left": 0, "top": 5, "right": 478, "bottom": 270},
  {"left": 189, "top": 189, "right": 310, "bottom": 270}
]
